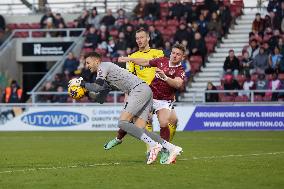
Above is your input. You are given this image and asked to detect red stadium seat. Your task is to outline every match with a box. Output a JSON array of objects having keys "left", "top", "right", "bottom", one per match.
[
  {"left": 95, "top": 48, "right": 107, "bottom": 56},
  {"left": 236, "top": 74, "right": 246, "bottom": 86},
  {"left": 67, "top": 21, "right": 75, "bottom": 28},
  {"left": 251, "top": 74, "right": 259, "bottom": 82},
  {"left": 189, "top": 56, "right": 202, "bottom": 65},
  {"left": 167, "top": 19, "right": 179, "bottom": 26},
  {"left": 220, "top": 95, "right": 234, "bottom": 102},
  {"left": 109, "top": 29, "right": 119, "bottom": 38},
  {"left": 30, "top": 23, "right": 41, "bottom": 29},
  {"left": 154, "top": 20, "right": 167, "bottom": 27},
  {"left": 278, "top": 73, "right": 284, "bottom": 80},
  {"left": 101, "top": 57, "right": 111, "bottom": 62},
  {"left": 206, "top": 42, "right": 215, "bottom": 53},
  {"left": 235, "top": 95, "right": 249, "bottom": 102},
  {"left": 254, "top": 95, "right": 263, "bottom": 102},
  {"left": 266, "top": 74, "right": 273, "bottom": 81},
  {"left": 145, "top": 20, "right": 153, "bottom": 26},
  {"left": 233, "top": 0, "right": 244, "bottom": 8},
  {"left": 190, "top": 62, "right": 201, "bottom": 74},
  {"left": 262, "top": 95, "right": 272, "bottom": 101}
]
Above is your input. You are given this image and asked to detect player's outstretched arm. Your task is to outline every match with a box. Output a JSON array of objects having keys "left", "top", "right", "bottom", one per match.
[
  {"left": 81, "top": 78, "right": 111, "bottom": 93},
  {"left": 118, "top": 56, "right": 150, "bottom": 66}
]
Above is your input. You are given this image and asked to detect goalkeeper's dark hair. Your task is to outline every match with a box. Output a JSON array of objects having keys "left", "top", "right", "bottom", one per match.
[
  {"left": 172, "top": 44, "right": 186, "bottom": 54},
  {"left": 84, "top": 51, "right": 102, "bottom": 59}
]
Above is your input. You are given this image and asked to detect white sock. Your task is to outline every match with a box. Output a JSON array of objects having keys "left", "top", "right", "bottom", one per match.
[
  {"left": 140, "top": 133, "right": 157, "bottom": 148},
  {"left": 115, "top": 137, "right": 122, "bottom": 142},
  {"left": 161, "top": 140, "right": 175, "bottom": 151}
]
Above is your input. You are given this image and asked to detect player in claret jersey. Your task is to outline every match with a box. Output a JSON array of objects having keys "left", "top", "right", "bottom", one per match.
[{"left": 117, "top": 43, "right": 186, "bottom": 164}]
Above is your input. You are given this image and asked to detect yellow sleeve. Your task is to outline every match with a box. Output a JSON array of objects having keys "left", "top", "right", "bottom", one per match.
[
  {"left": 155, "top": 50, "right": 164, "bottom": 58},
  {"left": 126, "top": 54, "right": 135, "bottom": 74}
]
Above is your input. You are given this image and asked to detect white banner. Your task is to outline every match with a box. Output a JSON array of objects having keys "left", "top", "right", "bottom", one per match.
[{"left": 0, "top": 105, "right": 192, "bottom": 131}]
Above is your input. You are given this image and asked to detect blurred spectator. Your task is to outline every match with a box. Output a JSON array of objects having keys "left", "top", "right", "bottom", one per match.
[
  {"left": 88, "top": 7, "right": 100, "bottom": 29},
  {"left": 116, "top": 32, "right": 128, "bottom": 56},
  {"left": 144, "top": 0, "right": 160, "bottom": 21},
  {"left": 181, "top": 56, "right": 191, "bottom": 87},
  {"left": 273, "top": 1, "right": 284, "bottom": 30},
  {"left": 52, "top": 73, "right": 66, "bottom": 90},
  {"left": 40, "top": 81, "right": 54, "bottom": 103},
  {"left": 100, "top": 9, "right": 116, "bottom": 29},
  {"left": 174, "top": 23, "right": 193, "bottom": 44},
  {"left": 53, "top": 13, "right": 66, "bottom": 28},
  {"left": 279, "top": 55, "right": 284, "bottom": 73},
  {"left": 268, "top": 29, "right": 280, "bottom": 51},
  {"left": 197, "top": 14, "right": 208, "bottom": 37},
  {"left": 241, "top": 75, "right": 255, "bottom": 98},
  {"left": 118, "top": 18, "right": 133, "bottom": 33},
  {"left": 189, "top": 32, "right": 207, "bottom": 67},
  {"left": 223, "top": 74, "right": 241, "bottom": 96},
  {"left": 124, "top": 25, "right": 135, "bottom": 49},
  {"left": 84, "top": 26, "right": 100, "bottom": 49},
  {"left": 168, "top": 0, "right": 186, "bottom": 20},
  {"left": 116, "top": 9, "right": 127, "bottom": 26},
  {"left": 219, "top": 4, "right": 232, "bottom": 35},
  {"left": 267, "top": 0, "right": 279, "bottom": 13},
  {"left": 186, "top": 2, "right": 197, "bottom": 23},
  {"left": 55, "top": 23, "right": 66, "bottom": 37},
  {"left": 207, "top": 12, "right": 222, "bottom": 39},
  {"left": 253, "top": 47, "right": 269, "bottom": 74},
  {"left": 223, "top": 49, "right": 240, "bottom": 77},
  {"left": 2, "top": 80, "right": 22, "bottom": 103},
  {"left": 205, "top": 82, "right": 218, "bottom": 102},
  {"left": 163, "top": 41, "right": 172, "bottom": 58},
  {"left": 70, "top": 19, "right": 82, "bottom": 36},
  {"left": 137, "top": 18, "right": 148, "bottom": 30},
  {"left": 44, "top": 17, "right": 56, "bottom": 37},
  {"left": 0, "top": 14, "right": 5, "bottom": 30},
  {"left": 255, "top": 73, "right": 268, "bottom": 97},
  {"left": 266, "top": 46, "right": 282, "bottom": 74},
  {"left": 52, "top": 86, "right": 67, "bottom": 103},
  {"left": 252, "top": 13, "right": 264, "bottom": 34},
  {"left": 247, "top": 39, "right": 260, "bottom": 60},
  {"left": 97, "top": 25, "right": 110, "bottom": 49},
  {"left": 107, "top": 37, "right": 118, "bottom": 58},
  {"left": 133, "top": 0, "right": 147, "bottom": 19},
  {"left": 267, "top": 73, "right": 281, "bottom": 101},
  {"left": 264, "top": 15, "right": 273, "bottom": 29},
  {"left": 148, "top": 25, "right": 164, "bottom": 49},
  {"left": 263, "top": 42, "right": 271, "bottom": 55},
  {"left": 241, "top": 51, "right": 254, "bottom": 75},
  {"left": 40, "top": 9, "right": 54, "bottom": 28},
  {"left": 63, "top": 52, "right": 79, "bottom": 74},
  {"left": 207, "top": 0, "right": 220, "bottom": 14},
  {"left": 78, "top": 10, "right": 90, "bottom": 28}
]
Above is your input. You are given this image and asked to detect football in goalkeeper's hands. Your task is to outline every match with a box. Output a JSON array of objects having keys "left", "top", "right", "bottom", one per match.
[{"left": 68, "top": 85, "right": 87, "bottom": 100}]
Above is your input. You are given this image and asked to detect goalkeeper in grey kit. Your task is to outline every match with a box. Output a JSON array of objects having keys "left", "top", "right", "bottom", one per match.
[{"left": 68, "top": 51, "right": 182, "bottom": 164}]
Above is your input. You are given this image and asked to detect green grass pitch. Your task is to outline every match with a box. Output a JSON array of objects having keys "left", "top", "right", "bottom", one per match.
[{"left": 0, "top": 131, "right": 284, "bottom": 189}]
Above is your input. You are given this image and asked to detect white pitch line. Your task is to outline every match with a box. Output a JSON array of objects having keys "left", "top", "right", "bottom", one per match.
[
  {"left": 192, "top": 151, "right": 284, "bottom": 160},
  {"left": 0, "top": 162, "right": 120, "bottom": 174}
]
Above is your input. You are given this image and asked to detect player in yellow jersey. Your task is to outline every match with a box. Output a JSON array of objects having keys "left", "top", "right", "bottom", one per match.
[{"left": 104, "top": 28, "right": 178, "bottom": 162}]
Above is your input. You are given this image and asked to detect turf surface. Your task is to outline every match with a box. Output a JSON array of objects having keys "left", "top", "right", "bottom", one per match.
[{"left": 0, "top": 131, "right": 283, "bottom": 189}]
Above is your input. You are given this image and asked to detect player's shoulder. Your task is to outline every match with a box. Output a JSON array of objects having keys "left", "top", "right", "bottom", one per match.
[{"left": 149, "top": 49, "right": 164, "bottom": 57}]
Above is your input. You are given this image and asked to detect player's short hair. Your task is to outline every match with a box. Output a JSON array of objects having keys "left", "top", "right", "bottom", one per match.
[
  {"left": 172, "top": 44, "right": 186, "bottom": 54},
  {"left": 84, "top": 51, "right": 102, "bottom": 59},
  {"left": 136, "top": 28, "right": 149, "bottom": 36}
]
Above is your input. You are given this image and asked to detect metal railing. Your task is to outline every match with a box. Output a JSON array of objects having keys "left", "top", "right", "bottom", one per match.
[
  {"left": 27, "top": 91, "right": 125, "bottom": 104},
  {"left": 186, "top": 89, "right": 284, "bottom": 104}
]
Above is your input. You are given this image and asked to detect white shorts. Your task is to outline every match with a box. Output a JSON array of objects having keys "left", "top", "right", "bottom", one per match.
[{"left": 153, "top": 99, "right": 174, "bottom": 113}]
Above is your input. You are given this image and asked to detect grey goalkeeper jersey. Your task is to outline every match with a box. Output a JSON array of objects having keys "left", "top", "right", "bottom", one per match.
[{"left": 96, "top": 62, "right": 143, "bottom": 93}]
